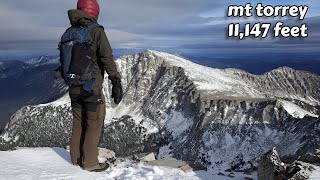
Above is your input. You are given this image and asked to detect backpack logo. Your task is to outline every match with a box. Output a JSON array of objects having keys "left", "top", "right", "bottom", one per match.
[{"left": 69, "top": 74, "right": 76, "bottom": 79}]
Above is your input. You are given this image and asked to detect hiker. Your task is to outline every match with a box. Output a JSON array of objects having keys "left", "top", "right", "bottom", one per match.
[{"left": 54, "top": 0, "right": 123, "bottom": 172}]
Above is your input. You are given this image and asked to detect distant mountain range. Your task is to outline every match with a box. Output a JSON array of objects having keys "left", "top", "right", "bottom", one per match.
[
  {"left": 187, "top": 54, "right": 320, "bottom": 75},
  {"left": 0, "top": 50, "right": 319, "bottom": 172},
  {"left": 0, "top": 55, "right": 67, "bottom": 130},
  {"left": 0, "top": 51, "right": 319, "bottom": 130}
]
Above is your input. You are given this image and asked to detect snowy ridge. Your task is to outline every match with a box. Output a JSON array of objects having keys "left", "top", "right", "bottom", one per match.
[
  {"left": 0, "top": 50, "right": 319, "bottom": 175},
  {"left": 228, "top": 66, "right": 320, "bottom": 105},
  {"left": 114, "top": 50, "right": 318, "bottom": 122},
  {"left": 38, "top": 94, "right": 71, "bottom": 107},
  {"left": 279, "top": 100, "right": 319, "bottom": 118},
  {"left": 149, "top": 50, "right": 265, "bottom": 98},
  {"left": 25, "top": 55, "right": 59, "bottom": 66}
]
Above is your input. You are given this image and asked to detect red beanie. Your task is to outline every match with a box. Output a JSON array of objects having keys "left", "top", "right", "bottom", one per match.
[{"left": 77, "top": 0, "right": 100, "bottom": 19}]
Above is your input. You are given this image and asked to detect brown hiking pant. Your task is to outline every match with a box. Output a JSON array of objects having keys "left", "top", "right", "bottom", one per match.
[{"left": 69, "top": 92, "right": 105, "bottom": 168}]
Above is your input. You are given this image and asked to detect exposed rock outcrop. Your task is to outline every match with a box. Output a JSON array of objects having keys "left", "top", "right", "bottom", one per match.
[{"left": 258, "top": 148, "right": 319, "bottom": 180}]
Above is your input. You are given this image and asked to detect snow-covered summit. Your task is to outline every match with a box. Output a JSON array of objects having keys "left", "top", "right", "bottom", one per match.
[
  {"left": 26, "top": 55, "right": 59, "bottom": 66},
  {"left": 117, "top": 50, "right": 320, "bottom": 104},
  {"left": 147, "top": 50, "right": 265, "bottom": 98}
]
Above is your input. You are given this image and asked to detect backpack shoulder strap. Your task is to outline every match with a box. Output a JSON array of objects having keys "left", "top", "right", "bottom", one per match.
[
  {"left": 59, "top": 26, "right": 81, "bottom": 45},
  {"left": 87, "top": 23, "right": 104, "bottom": 30},
  {"left": 86, "top": 24, "right": 105, "bottom": 44}
]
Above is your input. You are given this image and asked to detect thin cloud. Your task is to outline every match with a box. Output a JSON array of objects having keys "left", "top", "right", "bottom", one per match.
[{"left": 0, "top": 0, "right": 319, "bottom": 58}]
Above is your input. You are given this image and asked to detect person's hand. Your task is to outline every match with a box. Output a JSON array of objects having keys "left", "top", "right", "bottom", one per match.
[
  {"left": 110, "top": 76, "right": 123, "bottom": 104},
  {"left": 53, "top": 66, "right": 62, "bottom": 79}
]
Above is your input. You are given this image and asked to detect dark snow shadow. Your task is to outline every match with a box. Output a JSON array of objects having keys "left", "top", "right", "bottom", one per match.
[{"left": 51, "top": 147, "right": 72, "bottom": 164}]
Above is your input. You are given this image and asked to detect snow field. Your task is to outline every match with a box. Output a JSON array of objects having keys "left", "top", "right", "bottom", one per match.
[{"left": 0, "top": 148, "right": 250, "bottom": 180}]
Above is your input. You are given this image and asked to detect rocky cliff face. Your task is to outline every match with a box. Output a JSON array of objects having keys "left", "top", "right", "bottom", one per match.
[{"left": 1, "top": 50, "right": 319, "bottom": 172}]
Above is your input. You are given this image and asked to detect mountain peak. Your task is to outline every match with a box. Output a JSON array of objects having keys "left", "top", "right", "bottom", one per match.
[
  {"left": 270, "top": 66, "right": 296, "bottom": 74},
  {"left": 25, "top": 55, "right": 59, "bottom": 65},
  {"left": 116, "top": 50, "right": 320, "bottom": 104}
]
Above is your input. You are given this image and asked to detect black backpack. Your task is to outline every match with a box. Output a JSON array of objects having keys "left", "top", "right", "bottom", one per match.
[{"left": 58, "top": 23, "right": 103, "bottom": 92}]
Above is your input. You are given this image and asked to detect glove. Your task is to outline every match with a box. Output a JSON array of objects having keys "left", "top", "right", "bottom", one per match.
[
  {"left": 110, "top": 76, "right": 123, "bottom": 104},
  {"left": 53, "top": 66, "right": 63, "bottom": 79}
]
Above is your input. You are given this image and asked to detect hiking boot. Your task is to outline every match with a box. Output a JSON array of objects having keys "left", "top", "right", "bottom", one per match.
[
  {"left": 83, "top": 163, "right": 110, "bottom": 172},
  {"left": 72, "top": 159, "right": 83, "bottom": 167},
  {"left": 72, "top": 162, "right": 83, "bottom": 167}
]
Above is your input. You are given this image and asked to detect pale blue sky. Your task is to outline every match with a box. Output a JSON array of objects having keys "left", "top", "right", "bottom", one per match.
[{"left": 0, "top": 0, "right": 319, "bottom": 59}]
